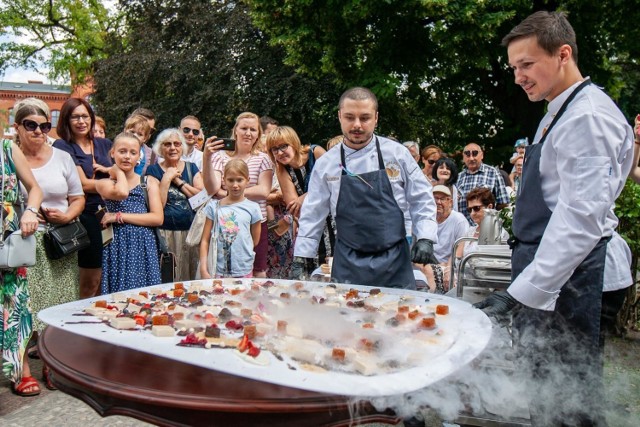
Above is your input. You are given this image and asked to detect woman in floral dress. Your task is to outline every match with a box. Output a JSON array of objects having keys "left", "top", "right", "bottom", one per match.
[{"left": 0, "top": 134, "right": 43, "bottom": 396}]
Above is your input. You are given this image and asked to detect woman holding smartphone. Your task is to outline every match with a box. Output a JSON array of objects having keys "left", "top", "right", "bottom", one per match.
[
  {"left": 53, "top": 98, "right": 112, "bottom": 298},
  {"left": 202, "top": 112, "right": 273, "bottom": 278}
]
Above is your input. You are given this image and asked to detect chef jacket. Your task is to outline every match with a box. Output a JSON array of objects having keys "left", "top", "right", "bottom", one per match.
[
  {"left": 604, "top": 231, "right": 632, "bottom": 292},
  {"left": 294, "top": 135, "right": 438, "bottom": 258},
  {"left": 509, "top": 80, "right": 634, "bottom": 310}
]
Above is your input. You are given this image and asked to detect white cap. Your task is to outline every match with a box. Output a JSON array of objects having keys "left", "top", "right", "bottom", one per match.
[{"left": 432, "top": 185, "right": 451, "bottom": 196}]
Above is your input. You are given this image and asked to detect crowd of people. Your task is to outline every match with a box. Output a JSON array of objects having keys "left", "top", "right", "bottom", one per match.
[{"left": 1, "top": 11, "right": 640, "bottom": 427}]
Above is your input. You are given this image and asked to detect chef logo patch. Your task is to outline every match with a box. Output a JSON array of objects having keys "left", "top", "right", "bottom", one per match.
[{"left": 385, "top": 162, "right": 401, "bottom": 180}]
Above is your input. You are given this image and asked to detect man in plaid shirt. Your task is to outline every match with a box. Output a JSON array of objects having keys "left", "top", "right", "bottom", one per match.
[{"left": 457, "top": 142, "right": 510, "bottom": 224}]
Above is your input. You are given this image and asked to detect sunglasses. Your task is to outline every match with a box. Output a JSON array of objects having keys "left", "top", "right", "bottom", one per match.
[
  {"left": 162, "top": 141, "right": 183, "bottom": 148},
  {"left": 463, "top": 150, "right": 479, "bottom": 157},
  {"left": 270, "top": 144, "right": 290, "bottom": 154},
  {"left": 468, "top": 205, "right": 485, "bottom": 213},
  {"left": 182, "top": 127, "right": 201, "bottom": 136},
  {"left": 427, "top": 159, "right": 437, "bottom": 165},
  {"left": 22, "top": 119, "right": 52, "bottom": 133}
]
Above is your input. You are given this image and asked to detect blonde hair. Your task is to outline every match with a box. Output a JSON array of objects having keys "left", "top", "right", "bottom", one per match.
[
  {"left": 231, "top": 112, "right": 262, "bottom": 155},
  {"left": 224, "top": 158, "right": 250, "bottom": 180},
  {"left": 421, "top": 145, "right": 443, "bottom": 162},
  {"left": 112, "top": 131, "right": 142, "bottom": 151},
  {"left": 95, "top": 116, "right": 107, "bottom": 134},
  {"left": 326, "top": 135, "right": 343, "bottom": 151},
  {"left": 124, "top": 114, "right": 151, "bottom": 145},
  {"left": 265, "top": 126, "right": 309, "bottom": 166}
]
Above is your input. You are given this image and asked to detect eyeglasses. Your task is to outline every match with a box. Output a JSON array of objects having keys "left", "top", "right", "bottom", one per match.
[
  {"left": 434, "top": 196, "right": 451, "bottom": 204},
  {"left": 427, "top": 159, "right": 437, "bottom": 165},
  {"left": 162, "top": 141, "right": 183, "bottom": 148},
  {"left": 70, "top": 115, "right": 91, "bottom": 123},
  {"left": 270, "top": 144, "right": 290, "bottom": 154},
  {"left": 468, "top": 205, "right": 485, "bottom": 213},
  {"left": 21, "top": 119, "right": 52, "bottom": 133},
  {"left": 463, "top": 150, "right": 479, "bottom": 157},
  {"left": 182, "top": 127, "right": 201, "bottom": 136}
]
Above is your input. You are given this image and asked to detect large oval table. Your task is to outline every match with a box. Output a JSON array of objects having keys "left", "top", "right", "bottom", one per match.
[{"left": 39, "top": 326, "right": 401, "bottom": 427}]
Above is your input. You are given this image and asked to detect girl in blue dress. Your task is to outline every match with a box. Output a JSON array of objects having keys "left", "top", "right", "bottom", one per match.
[{"left": 97, "top": 132, "right": 164, "bottom": 293}]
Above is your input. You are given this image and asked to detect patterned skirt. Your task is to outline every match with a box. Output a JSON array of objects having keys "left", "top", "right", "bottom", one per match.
[
  {"left": 29, "top": 231, "right": 80, "bottom": 332},
  {"left": 160, "top": 229, "right": 199, "bottom": 281}
]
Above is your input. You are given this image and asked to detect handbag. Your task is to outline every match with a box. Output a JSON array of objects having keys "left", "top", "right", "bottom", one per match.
[
  {"left": 185, "top": 196, "right": 213, "bottom": 247},
  {"left": 0, "top": 144, "right": 36, "bottom": 268},
  {"left": 43, "top": 219, "right": 90, "bottom": 260}
]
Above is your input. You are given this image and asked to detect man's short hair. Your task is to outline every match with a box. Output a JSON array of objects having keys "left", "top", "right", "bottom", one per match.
[
  {"left": 403, "top": 141, "right": 420, "bottom": 150},
  {"left": 502, "top": 11, "right": 578, "bottom": 64},
  {"left": 180, "top": 115, "right": 201, "bottom": 126},
  {"left": 131, "top": 107, "right": 155, "bottom": 121},
  {"left": 339, "top": 87, "right": 378, "bottom": 111},
  {"left": 259, "top": 116, "right": 278, "bottom": 132}
]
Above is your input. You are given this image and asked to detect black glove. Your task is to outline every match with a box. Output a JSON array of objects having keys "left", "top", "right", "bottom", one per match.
[
  {"left": 411, "top": 239, "right": 438, "bottom": 265},
  {"left": 289, "top": 256, "right": 309, "bottom": 280},
  {"left": 473, "top": 290, "right": 518, "bottom": 316}
]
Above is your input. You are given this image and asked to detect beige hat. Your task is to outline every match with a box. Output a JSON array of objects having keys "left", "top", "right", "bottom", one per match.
[{"left": 432, "top": 185, "right": 452, "bottom": 196}]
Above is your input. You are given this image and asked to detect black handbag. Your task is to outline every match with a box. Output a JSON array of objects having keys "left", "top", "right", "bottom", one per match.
[{"left": 43, "top": 219, "right": 90, "bottom": 260}]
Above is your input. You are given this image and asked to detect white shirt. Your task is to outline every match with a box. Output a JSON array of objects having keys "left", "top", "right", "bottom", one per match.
[
  {"left": 604, "top": 231, "right": 632, "bottom": 292},
  {"left": 182, "top": 147, "right": 203, "bottom": 171},
  {"left": 20, "top": 148, "right": 84, "bottom": 231},
  {"left": 434, "top": 210, "right": 469, "bottom": 262},
  {"left": 509, "top": 80, "right": 634, "bottom": 310},
  {"left": 294, "top": 136, "right": 438, "bottom": 258}
]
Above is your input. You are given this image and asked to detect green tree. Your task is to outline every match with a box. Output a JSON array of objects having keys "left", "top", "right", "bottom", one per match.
[
  {"left": 0, "top": 0, "right": 123, "bottom": 84},
  {"left": 92, "top": 0, "right": 341, "bottom": 145},
  {"left": 245, "top": 0, "right": 640, "bottom": 159}
]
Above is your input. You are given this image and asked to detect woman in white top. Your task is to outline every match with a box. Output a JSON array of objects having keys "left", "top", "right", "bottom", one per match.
[{"left": 15, "top": 98, "right": 84, "bottom": 389}]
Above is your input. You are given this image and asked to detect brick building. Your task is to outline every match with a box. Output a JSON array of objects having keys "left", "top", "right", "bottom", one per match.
[{"left": 0, "top": 79, "right": 93, "bottom": 140}]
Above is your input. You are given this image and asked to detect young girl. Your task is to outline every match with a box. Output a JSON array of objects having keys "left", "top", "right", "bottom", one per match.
[
  {"left": 199, "top": 159, "right": 261, "bottom": 278},
  {"left": 97, "top": 132, "right": 164, "bottom": 293}
]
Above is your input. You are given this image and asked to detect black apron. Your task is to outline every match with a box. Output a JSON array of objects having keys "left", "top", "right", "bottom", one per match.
[
  {"left": 511, "top": 79, "right": 608, "bottom": 426},
  {"left": 331, "top": 138, "right": 415, "bottom": 289}
]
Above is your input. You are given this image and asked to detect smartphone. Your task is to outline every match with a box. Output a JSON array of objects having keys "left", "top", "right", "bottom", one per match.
[
  {"left": 219, "top": 138, "right": 236, "bottom": 151},
  {"left": 95, "top": 206, "right": 113, "bottom": 246}
]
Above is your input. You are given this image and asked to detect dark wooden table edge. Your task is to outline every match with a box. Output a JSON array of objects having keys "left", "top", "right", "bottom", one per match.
[{"left": 39, "top": 326, "right": 402, "bottom": 426}]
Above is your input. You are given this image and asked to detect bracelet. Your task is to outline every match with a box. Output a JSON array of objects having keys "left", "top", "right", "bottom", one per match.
[
  {"left": 115, "top": 212, "right": 124, "bottom": 224},
  {"left": 177, "top": 181, "right": 186, "bottom": 190}
]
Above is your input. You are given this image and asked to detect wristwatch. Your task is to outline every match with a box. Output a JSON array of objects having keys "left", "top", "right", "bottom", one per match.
[{"left": 25, "top": 206, "right": 38, "bottom": 215}]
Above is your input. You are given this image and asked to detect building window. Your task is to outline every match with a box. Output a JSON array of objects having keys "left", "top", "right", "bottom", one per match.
[
  {"left": 8, "top": 108, "right": 14, "bottom": 126},
  {"left": 51, "top": 110, "right": 60, "bottom": 127}
]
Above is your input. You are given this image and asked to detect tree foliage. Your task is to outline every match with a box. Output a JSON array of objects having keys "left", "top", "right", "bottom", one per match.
[
  {"left": 0, "top": 0, "right": 123, "bottom": 84},
  {"left": 246, "top": 0, "right": 640, "bottom": 160},
  {"left": 91, "top": 0, "right": 341, "bottom": 145}
]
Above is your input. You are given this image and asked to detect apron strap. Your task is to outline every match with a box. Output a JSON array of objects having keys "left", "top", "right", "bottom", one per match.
[
  {"left": 339, "top": 136, "right": 384, "bottom": 173},
  {"left": 537, "top": 79, "right": 592, "bottom": 146}
]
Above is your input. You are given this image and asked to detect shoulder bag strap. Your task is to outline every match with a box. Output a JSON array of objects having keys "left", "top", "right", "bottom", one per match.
[
  {"left": 185, "top": 161, "right": 194, "bottom": 186},
  {"left": 139, "top": 175, "right": 169, "bottom": 255}
]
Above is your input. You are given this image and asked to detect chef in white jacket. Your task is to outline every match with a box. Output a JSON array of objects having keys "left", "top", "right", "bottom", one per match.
[
  {"left": 291, "top": 87, "right": 438, "bottom": 289},
  {"left": 475, "top": 11, "right": 634, "bottom": 426}
]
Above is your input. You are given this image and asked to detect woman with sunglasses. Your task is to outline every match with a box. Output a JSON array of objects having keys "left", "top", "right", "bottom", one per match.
[
  {"left": 202, "top": 112, "right": 273, "bottom": 278},
  {"left": 420, "top": 145, "right": 443, "bottom": 185},
  {"left": 53, "top": 98, "right": 112, "bottom": 299},
  {"left": 456, "top": 187, "right": 509, "bottom": 257},
  {"left": 431, "top": 157, "right": 460, "bottom": 211},
  {"left": 14, "top": 99, "right": 85, "bottom": 375},
  {"left": 266, "top": 126, "right": 335, "bottom": 276},
  {"left": 146, "top": 128, "right": 204, "bottom": 280},
  {"left": 1, "top": 101, "right": 43, "bottom": 396}
]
